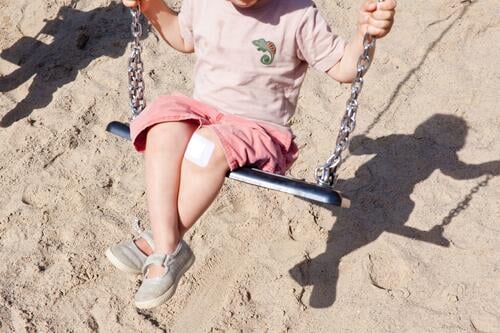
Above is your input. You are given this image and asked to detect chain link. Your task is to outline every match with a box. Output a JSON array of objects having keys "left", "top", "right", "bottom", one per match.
[
  {"left": 128, "top": 8, "right": 146, "bottom": 119},
  {"left": 315, "top": 21, "right": 381, "bottom": 187}
]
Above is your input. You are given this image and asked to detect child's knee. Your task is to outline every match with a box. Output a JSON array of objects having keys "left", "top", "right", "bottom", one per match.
[
  {"left": 185, "top": 128, "right": 228, "bottom": 170},
  {"left": 146, "top": 122, "right": 196, "bottom": 151}
]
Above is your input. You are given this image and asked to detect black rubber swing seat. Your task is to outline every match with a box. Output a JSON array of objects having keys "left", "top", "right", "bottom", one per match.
[{"left": 106, "top": 121, "right": 344, "bottom": 206}]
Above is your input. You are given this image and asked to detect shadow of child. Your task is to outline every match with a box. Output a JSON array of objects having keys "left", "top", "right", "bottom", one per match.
[{"left": 289, "top": 114, "right": 500, "bottom": 308}]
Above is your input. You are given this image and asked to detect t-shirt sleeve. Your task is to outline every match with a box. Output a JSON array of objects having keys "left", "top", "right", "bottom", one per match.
[
  {"left": 177, "top": 0, "right": 194, "bottom": 45},
  {"left": 296, "top": 5, "right": 346, "bottom": 72}
]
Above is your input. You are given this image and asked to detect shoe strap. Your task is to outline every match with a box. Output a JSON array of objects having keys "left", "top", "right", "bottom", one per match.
[
  {"left": 141, "top": 242, "right": 183, "bottom": 276},
  {"left": 140, "top": 232, "right": 155, "bottom": 250},
  {"left": 142, "top": 253, "right": 168, "bottom": 276}
]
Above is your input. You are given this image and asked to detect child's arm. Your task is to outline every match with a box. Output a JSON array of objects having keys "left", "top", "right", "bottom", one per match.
[
  {"left": 123, "top": 0, "right": 194, "bottom": 53},
  {"left": 328, "top": 0, "right": 396, "bottom": 83}
]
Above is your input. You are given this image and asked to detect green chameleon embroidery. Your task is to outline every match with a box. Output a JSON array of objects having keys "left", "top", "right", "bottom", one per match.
[{"left": 252, "top": 38, "right": 276, "bottom": 65}]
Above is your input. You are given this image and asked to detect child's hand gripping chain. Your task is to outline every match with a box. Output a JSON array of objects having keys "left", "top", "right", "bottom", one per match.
[
  {"left": 328, "top": 0, "right": 396, "bottom": 82},
  {"left": 123, "top": 0, "right": 194, "bottom": 53},
  {"left": 359, "top": 0, "right": 396, "bottom": 38}
]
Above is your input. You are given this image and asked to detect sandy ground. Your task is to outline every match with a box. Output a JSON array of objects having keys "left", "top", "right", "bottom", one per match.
[{"left": 1, "top": 0, "right": 499, "bottom": 332}]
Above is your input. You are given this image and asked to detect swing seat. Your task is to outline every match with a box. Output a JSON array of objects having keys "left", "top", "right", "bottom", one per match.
[{"left": 106, "top": 121, "right": 345, "bottom": 207}]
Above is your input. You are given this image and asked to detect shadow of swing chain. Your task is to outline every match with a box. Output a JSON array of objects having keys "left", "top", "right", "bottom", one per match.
[
  {"left": 440, "top": 174, "right": 494, "bottom": 227},
  {"left": 342, "top": 1, "right": 475, "bottom": 165}
]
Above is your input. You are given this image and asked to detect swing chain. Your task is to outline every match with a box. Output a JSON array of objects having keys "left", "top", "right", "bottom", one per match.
[
  {"left": 315, "top": 33, "right": 376, "bottom": 187},
  {"left": 128, "top": 8, "right": 146, "bottom": 119}
]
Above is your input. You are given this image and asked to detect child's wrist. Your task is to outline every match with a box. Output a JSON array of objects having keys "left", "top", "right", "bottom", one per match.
[{"left": 356, "top": 24, "right": 368, "bottom": 38}]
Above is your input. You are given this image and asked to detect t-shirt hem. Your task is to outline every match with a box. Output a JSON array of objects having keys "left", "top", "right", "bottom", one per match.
[{"left": 313, "top": 39, "right": 347, "bottom": 72}]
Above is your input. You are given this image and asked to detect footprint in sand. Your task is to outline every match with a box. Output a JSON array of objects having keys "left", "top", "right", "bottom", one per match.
[{"left": 365, "top": 248, "right": 412, "bottom": 296}]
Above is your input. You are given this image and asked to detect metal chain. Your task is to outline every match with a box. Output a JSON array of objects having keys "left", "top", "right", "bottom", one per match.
[
  {"left": 128, "top": 8, "right": 146, "bottom": 119},
  {"left": 315, "top": 0, "right": 384, "bottom": 187},
  {"left": 315, "top": 34, "right": 375, "bottom": 187}
]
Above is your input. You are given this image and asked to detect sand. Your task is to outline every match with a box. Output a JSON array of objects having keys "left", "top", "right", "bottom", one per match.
[{"left": 1, "top": 0, "right": 499, "bottom": 332}]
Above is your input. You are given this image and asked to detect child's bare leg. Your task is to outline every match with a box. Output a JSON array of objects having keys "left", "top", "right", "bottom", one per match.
[
  {"left": 177, "top": 127, "right": 229, "bottom": 235},
  {"left": 143, "top": 121, "right": 197, "bottom": 275},
  {"left": 135, "top": 127, "right": 228, "bottom": 250}
]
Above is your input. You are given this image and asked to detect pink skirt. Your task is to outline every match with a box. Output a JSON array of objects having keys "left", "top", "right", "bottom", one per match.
[{"left": 130, "top": 93, "right": 299, "bottom": 174}]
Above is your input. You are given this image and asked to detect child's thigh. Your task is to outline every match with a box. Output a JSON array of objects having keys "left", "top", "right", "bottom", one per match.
[
  {"left": 185, "top": 126, "right": 230, "bottom": 170},
  {"left": 146, "top": 121, "right": 199, "bottom": 152}
]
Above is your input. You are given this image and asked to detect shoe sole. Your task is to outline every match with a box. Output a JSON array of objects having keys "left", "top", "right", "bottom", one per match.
[
  {"left": 105, "top": 248, "right": 142, "bottom": 275},
  {"left": 134, "top": 254, "right": 195, "bottom": 309}
]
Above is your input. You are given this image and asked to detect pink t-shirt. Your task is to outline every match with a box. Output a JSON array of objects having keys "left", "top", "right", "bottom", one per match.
[{"left": 178, "top": 0, "right": 346, "bottom": 127}]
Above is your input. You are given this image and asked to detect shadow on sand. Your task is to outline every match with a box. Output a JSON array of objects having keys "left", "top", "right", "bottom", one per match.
[
  {"left": 289, "top": 114, "right": 500, "bottom": 308},
  {"left": 0, "top": 2, "right": 148, "bottom": 127}
]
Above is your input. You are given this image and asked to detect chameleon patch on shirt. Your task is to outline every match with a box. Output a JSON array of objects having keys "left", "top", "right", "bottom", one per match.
[{"left": 252, "top": 39, "right": 276, "bottom": 65}]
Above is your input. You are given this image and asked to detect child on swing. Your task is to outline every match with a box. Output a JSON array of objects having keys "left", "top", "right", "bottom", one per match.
[{"left": 106, "top": 0, "right": 396, "bottom": 309}]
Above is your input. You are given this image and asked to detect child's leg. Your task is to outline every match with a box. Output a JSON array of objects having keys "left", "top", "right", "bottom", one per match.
[
  {"left": 144, "top": 121, "right": 197, "bottom": 256},
  {"left": 135, "top": 126, "right": 229, "bottom": 254},
  {"left": 143, "top": 124, "right": 229, "bottom": 278},
  {"left": 177, "top": 127, "right": 229, "bottom": 235}
]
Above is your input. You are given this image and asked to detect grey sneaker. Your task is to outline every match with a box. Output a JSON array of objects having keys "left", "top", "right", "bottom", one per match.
[
  {"left": 134, "top": 240, "right": 195, "bottom": 309},
  {"left": 105, "top": 231, "right": 154, "bottom": 274}
]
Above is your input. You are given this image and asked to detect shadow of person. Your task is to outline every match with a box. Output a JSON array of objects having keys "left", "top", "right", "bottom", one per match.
[
  {"left": 0, "top": 3, "right": 145, "bottom": 127},
  {"left": 289, "top": 114, "right": 500, "bottom": 308}
]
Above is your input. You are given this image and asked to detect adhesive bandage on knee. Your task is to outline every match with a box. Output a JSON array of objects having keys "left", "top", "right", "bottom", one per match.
[{"left": 184, "top": 133, "right": 216, "bottom": 167}]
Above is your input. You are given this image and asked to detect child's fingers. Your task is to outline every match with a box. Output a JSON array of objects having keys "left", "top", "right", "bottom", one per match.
[
  {"left": 377, "top": 0, "right": 397, "bottom": 11},
  {"left": 367, "top": 25, "right": 388, "bottom": 38},
  {"left": 371, "top": 8, "right": 395, "bottom": 21},
  {"left": 368, "top": 15, "right": 393, "bottom": 30},
  {"left": 359, "top": 0, "right": 395, "bottom": 38},
  {"left": 358, "top": 10, "right": 370, "bottom": 26},
  {"left": 361, "top": 0, "right": 378, "bottom": 13}
]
